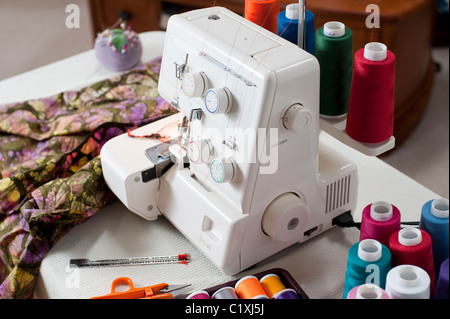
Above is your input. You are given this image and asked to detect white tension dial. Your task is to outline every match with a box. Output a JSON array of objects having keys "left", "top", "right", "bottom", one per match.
[
  {"left": 210, "top": 157, "right": 235, "bottom": 183},
  {"left": 282, "top": 104, "right": 312, "bottom": 134},
  {"left": 182, "top": 72, "right": 208, "bottom": 97},
  {"left": 188, "top": 139, "right": 213, "bottom": 164},
  {"left": 204, "top": 87, "right": 232, "bottom": 114}
]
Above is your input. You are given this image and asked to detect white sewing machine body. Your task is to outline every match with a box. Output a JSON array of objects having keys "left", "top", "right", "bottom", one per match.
[{"left": 101, "top": 7, "right": 358, "bottom": 275}]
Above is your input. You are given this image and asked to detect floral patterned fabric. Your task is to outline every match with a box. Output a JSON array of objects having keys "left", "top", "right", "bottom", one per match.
[{"left": 0, "top": 57, "right": 177, "bottom": 298}]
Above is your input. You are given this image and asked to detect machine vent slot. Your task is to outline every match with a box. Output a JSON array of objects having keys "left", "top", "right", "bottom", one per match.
[{"left": 325, "top": 175, "right": 351, "bottom": 213}]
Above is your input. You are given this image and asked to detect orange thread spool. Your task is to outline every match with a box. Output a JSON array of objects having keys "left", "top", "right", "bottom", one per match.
[
  {"left": 260, "top": 274, "right": 286, "bottom": 298},
  {"left": 245, "top": 0, "right": 280, "bottom": 34},
  {"left": 235, "top": 276, "right": 269, "bottom": 299}
]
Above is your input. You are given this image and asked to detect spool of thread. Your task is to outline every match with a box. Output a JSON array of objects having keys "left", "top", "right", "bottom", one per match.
[
  {"left": 345, "top": 42, "right": 396, "bottom": 143},
  {"left": 235, "top": 275, "right": 269, "bottom": 299},
  {"left": 245, "top": 0, "right": 280, "bottom": 34},
  {"left": 346, "top": 284, "right": 390, "bottom": 299},
  {"left": 359, "top": 201, "right": 401, "bottom": 248},
  {"left": 212, "top": 286, "right": 239, "bottom": 299},
  {"left": 277, "top": 4, "right": 315, "bottom": 54},
  {"left": 186, "top": 290, "right": 210, "bottom": 299},
  {"left": 343, "top": 239, "right": 391, "bottom": 298},
  {"left": 385, "top": 265, "right": 430, "bottom": 299},
  {"left": 315, "top": 21, "right": 353, "bottom": 118},
  {"left": 260, "top": 274, "right": 286, "bottom": 298},
  {"left": 419, "top": 198, "right": 449, "bottom": 277},
  {"left": 389, "top": 227, "right": 436, "bottom": 296},
  {"left": 273, "top": 288, "right": 300, "bottom": 299},
  {"left": 434, "top": 258, "right": 449, "bottom": 299}
]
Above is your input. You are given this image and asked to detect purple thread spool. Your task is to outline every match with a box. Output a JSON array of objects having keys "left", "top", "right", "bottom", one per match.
[
  {"left": 435, "top": 258, "right": 449, "bottom": 299},
  {"left": 273, "top": 288, "right": 300, "bottom": 299},
  {"left": 186, "top": 290, "right": 210, "bottom": 299},
  {"left": 212, "top": 286, "right": 239, "bottom": 299}
]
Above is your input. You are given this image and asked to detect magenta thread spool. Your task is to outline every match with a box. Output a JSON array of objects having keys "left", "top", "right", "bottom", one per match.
[
  {"left": 346, "top": 284, "right": 390, "bottom": 299},
  {"left": 273, "top": 288, "right": 300, "bottom": 299},
  {"left": 212, "top": 286, "right": 239, "bottom": 299},
  {"left": 186, "top": 290, "right": 210, "bottom": 299},
  {"left": 359, "top": 201, "right": 401, "bottom": 248}
]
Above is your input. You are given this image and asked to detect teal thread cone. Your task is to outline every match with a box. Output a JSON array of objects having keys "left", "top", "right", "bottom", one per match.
[
  {"left": 343, "top": 240, "right": 391, "bottom": 298},
  {"left": 315, "top": 24, "right": 353, "bottom": 117}
]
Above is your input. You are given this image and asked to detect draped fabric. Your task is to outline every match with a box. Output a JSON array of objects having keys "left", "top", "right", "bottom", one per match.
[{"left": 0, "top": 57, "right": 177, "bottom": 298}]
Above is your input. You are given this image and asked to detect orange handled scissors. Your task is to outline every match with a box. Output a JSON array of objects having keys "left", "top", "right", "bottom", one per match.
[{"left": 91, "top": 277, "right": 190, "bottom": 299}]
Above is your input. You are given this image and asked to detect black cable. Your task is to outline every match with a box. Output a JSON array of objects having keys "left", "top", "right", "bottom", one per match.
[
  {"left": 332, "top": 211, "right": 361, "bottom": 230},
  {"left": 332, "top": 211, "right": 420, "bottom": 230}
]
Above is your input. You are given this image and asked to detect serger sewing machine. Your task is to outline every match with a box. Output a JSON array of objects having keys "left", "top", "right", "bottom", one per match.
[{"left": 101, "top": 7, "right": 363, "bottom": 276}]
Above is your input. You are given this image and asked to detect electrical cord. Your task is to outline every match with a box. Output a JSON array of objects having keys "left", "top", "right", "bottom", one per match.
[{"left": 332, "top": 211, "right": 420, "bottom": 230}]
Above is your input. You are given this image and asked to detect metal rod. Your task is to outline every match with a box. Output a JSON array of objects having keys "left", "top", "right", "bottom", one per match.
[{"left": 298, "top": 0, "right": 306, "bottom": 49}]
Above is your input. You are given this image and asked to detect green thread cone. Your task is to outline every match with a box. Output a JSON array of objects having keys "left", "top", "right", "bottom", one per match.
[{"left": 315, "top": 26, "right": 353, "bottom": 117}]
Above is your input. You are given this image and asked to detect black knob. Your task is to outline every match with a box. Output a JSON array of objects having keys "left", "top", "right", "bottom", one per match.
[{"left": 117, "top": 10, "right": 132, "bottom": 21}]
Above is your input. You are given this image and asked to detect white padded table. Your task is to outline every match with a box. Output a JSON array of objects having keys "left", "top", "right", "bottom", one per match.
[{"left": 0, "top": 31, "right": 442, "bottom": 299}]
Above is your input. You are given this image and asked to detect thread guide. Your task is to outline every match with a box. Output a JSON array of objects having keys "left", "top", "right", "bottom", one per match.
[{"left": 319, "top": 116, "right": 395, "bottom": 156}]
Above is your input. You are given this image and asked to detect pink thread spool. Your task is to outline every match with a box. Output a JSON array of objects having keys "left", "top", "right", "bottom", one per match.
[
  {"left": 186, "top": 290, "right": 210, "bottom": 299},
  {"left": 359, "top": 201, "right": 401, "bottom": 247},
  {"left": 346, "top": 284, "right": 390, "bottom": 299}
]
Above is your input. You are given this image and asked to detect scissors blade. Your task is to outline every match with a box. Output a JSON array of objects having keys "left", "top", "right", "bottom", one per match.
[{"left": 159, "top": 284, "right": 191, "bottom": 294}]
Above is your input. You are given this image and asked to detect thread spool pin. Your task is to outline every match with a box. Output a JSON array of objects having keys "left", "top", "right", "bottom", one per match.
[
  {"left": 358, "top": 239, "right": 382, "bottom": 262},
  {"left": 364, "top": 42, "right": 387, "bottom": 61},
  {"left": 323, "top": 21, "right": 345, "bottom": 37},
  {"left": 431, "top": 198, "right": 449, "bottom": 218},
  {"left": 398, "top": 227, "right": 422, "bottom": 247},
  {"left": 370, "top": 201, "right": 393, "bottom": 221},
  {"left": 397, "top": 265, "right": 421, "bottom": 287},
  {"left": 285, "top": 3, "right": 299, "bottom": 20},
  {"left": 356, "top": 284, "right": 382, "bottom": 299}
]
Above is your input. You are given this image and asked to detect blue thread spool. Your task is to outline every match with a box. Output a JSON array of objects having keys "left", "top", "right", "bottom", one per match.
[
  {"left": 343, "top": 239, "right": 391, "bottom": 298},
  {"left": 419, "top": 198, "right": 449, "bottom": 277},
  {"left": 277, "top": 4, "right": 315, "bottom": 54}
]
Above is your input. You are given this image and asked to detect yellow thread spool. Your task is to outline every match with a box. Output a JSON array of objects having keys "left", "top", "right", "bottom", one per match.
[
  {"left": 235, "top": 275, "right": 269, "bottom": 299},
  {"left": 260, "top": 274, "right": 286, "bottom": 298}
]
